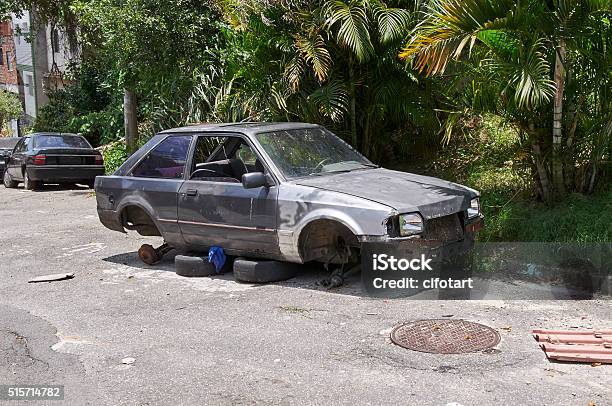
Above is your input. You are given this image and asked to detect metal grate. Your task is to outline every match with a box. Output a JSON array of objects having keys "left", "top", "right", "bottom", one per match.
[
  {"left": 423, "top": 214, "right": 463, "bottom": 242},
  {"left": 390, "top": 319, "right": 501, "bottom": 354}
]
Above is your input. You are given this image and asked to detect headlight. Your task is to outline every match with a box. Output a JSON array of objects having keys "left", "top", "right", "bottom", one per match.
[
  {"left": 467, "top": 197, "right": 480, "bottom": 218},
  {"left": 399, "top": 213, "right": 424, "bottom": 236}
]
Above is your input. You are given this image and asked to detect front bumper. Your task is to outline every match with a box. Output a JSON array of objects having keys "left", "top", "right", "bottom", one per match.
[
  {"left": 360, "top": 216, "right": 484, "bottom": 262},
  {"left": 27, "top": 165, "right": 105, "bottom": 182}
]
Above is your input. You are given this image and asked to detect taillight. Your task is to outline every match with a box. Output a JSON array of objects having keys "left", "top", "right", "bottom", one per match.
[
  {"left": 33, "top": 155, "right": 46, "bottom": 165},
  {"left": 95, "top": 155, "right": 103, "bottom": 165}
]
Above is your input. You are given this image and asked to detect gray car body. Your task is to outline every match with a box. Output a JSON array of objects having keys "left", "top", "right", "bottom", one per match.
[{"left": 95, "top": 123, "right": 480, "bottom": 263}]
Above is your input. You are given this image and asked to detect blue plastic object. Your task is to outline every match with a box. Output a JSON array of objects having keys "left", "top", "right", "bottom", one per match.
[{"left": 208, "top": 246, "right": 226, "bottom": 273}]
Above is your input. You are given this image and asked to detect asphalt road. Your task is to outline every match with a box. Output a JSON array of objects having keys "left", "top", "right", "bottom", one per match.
[{"left": 0, "top": 185, "right": 611, "bottom": 406}]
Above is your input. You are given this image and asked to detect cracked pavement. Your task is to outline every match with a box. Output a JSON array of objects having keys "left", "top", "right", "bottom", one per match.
[{"left": 0, "top": 186, "right": 611, "bottom": 405}]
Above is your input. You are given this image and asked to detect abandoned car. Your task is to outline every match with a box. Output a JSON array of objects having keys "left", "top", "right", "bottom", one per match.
[
  {"left": 95, "top": 123, "right": 483, "bottom": 275},
  {"left": 3, "top": 133, "right": 105, "bottom": 190}
]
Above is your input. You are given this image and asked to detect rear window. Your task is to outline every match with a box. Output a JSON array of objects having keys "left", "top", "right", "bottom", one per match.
[
  {"left": 34, "top": 135, "right": 92, "bottom": 149},
  {"left": 132, "top": 135, "right": 192, "bottom": 179}
]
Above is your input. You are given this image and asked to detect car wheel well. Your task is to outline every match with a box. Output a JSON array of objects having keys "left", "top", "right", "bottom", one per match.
[
  {"left": 298, "top": 219, "right": 360, "bottom": 264},
  {"left": 121, "top": 206, "right": 161, "bottom": 236}
]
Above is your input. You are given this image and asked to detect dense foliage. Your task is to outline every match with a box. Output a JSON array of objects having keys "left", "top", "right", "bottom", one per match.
[
  {"left": 401, "top": 0, "right": 612, "bottom": 200},
  {"left": 7, "top": 0, "right": 611, "bottom": 241}
]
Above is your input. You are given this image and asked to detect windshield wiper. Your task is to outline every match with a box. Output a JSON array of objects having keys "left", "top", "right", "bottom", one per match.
[
  {"left": 308, "top": 169, "right": 352, "bottom": 176},
  {"left": 307, "top": 163, "right": 378, "bottom": 176}
]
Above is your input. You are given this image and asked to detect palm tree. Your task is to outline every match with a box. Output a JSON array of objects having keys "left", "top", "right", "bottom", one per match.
[
  {"left": 285, "top": 0, "right": 412, "bottom": 149},
  {"left": 400, "top": 0, "right": 611, "bottom": 201}
]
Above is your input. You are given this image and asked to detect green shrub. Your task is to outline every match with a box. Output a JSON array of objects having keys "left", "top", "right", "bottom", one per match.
[
  {"left": 102, "top": 141, "right": 128, "bottom": 174},
  {"left": 0, "top": 90, "right": 24, "bottom": 132},
  {"left": 33, "top": 62, "right": 121, "bottom": 146}
]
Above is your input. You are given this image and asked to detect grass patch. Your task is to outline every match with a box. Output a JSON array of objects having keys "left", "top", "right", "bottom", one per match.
[
  {"left": 412, "top": 114, "right": 611, "bottom": 243},
  {"left": 481, "top": 189, "right": 612, "bottom": 242}
]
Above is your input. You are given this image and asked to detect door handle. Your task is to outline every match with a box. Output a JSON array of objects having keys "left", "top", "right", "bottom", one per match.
[{"left": 185, "top": 189, "right": 198, "bottom": 196}]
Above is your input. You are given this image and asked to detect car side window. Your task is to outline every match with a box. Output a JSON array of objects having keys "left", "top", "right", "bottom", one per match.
[
  {"left": 132, "top": 136, "right": 192, "bottom": 179},
  {"left": 14, "top": 138, "right": 29, "bottom": 153},
  {"left": 189, "top": 136, "right": 266, "bottom": 183},
  {"left": 13, "top": 139, "right": 24, "bottom": 153},
  {"left": 235, "top": 142, "right": 257, "bottom": 166}
]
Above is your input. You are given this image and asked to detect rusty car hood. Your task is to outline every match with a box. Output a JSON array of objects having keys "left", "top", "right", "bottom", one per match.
[{"left": 292, "top": 168, "right": 477, "bottom": 219}]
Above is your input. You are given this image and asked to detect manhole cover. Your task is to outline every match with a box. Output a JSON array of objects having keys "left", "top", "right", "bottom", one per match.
[{"left": 390, "top": 319, "right": 500, "bottom": 354}]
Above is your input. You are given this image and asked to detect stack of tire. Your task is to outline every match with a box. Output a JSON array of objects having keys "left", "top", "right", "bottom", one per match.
[{"left": 175, "top": 254, "right": 298, "bottom": 283}]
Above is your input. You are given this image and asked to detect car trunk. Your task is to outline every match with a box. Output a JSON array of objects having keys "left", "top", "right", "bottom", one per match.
[{"left": 35, "top": 148, "right": 99, "bottom": 165}]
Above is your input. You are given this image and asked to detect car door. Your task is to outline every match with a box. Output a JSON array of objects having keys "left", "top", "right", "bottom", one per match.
[
  {"left": 177, "top": 134, "right": 279, "bottom": 256},
  {"left": 128, "top": 135, "right": 193, "bottom": 244},
  {"left": 7, "top": 137, "right": 29, "bottom": 180}
]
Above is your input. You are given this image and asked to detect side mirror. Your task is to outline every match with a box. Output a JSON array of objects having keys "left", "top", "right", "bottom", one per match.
[{"left": 242, "top": 172, "right": 268, "bottom": 189}]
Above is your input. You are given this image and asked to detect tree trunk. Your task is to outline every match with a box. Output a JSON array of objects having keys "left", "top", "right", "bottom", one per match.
[
  {"left": 124, "top": 88, "right": 138, "bottom": 155},
  {"left": 348, "top": 55, "right": 358, "bottom": 148},
  {"left": 362, "top": 112, "right": 370, "bottom": 156},
  {"left": 552, "top": 39, "right": 566, "bottom": 197},
  {"left": 529, "top": 120, "right": 552, "bottom": 202},
  {"left": 532, "top": 142, "right": 552, "bottom": 203}
]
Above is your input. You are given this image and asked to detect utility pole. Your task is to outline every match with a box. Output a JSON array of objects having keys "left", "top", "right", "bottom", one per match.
[{"left": 124, "top": 88, "right": 138, "bottom": 154}]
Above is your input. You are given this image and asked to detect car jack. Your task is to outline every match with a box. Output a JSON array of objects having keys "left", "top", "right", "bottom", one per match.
[{"left": 138, "top": 242, "right": 173, "bottom": 265}]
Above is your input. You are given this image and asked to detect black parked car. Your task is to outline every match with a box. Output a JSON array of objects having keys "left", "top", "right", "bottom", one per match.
[
  {"left": 0, "top": 137, "right": 19, "bottom": 178},
  {"left": 3, "top": 133, "right": 105, "bottom": 190}
]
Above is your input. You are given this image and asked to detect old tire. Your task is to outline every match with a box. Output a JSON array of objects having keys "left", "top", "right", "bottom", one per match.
[
  {"left": 175, "top": 255, "right": 217, "bottom": 277},
  {"left": 233, "top": 258, "right": 298, "bottom": 283},
  {"left": 138, "top": 244, "right": 161, "bottom": 265},
  {"left": 3, "top": 171, "right": 17, "bottom": 188},
  {"left": 24, "top": 172, "right": 40, "bottom": 190},
  {"left": 175, "top": 254, "right": 233, "bottom": 277}
]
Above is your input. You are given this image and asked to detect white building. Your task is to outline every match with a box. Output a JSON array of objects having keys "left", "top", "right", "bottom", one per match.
[{"left": 11, "top": 9, "right": 77, "bottom": 126}]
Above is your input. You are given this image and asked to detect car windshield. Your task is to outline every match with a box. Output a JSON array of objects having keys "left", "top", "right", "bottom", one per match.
[
  {"left": 34, "top": 135, "right": 92, "bottom": 149},
  {"left": 255, "top": 128, "right": 374, "bottom": 179}
]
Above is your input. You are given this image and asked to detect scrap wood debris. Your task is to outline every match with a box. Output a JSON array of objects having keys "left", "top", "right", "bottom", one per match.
[
  {"left": 28, "top": 273, "right": 75, "bottom": 283},
  {"left": 533, "top": 329, "right": 612, "bottom": 364}
]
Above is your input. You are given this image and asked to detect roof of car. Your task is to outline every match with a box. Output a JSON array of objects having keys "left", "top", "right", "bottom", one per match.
[
  {"left": 0, "top": 137, "right": 20, "bottom": 149},
  {"left": 159, "top": 122, "right": 320, "bottom": 135},
  {"left": 28, "top": 132, "right": 80, "bottom": 137}
]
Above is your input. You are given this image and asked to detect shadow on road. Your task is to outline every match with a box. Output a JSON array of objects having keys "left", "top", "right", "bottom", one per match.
[
  {"left": 102, "top": 250, "right": 178, "bottom": 273},
  {"left": 14, "top": 183, "right": 92, "bottom": 194},
  {"left": 100, "top": 249, "right": 607, "bottom": 301}
]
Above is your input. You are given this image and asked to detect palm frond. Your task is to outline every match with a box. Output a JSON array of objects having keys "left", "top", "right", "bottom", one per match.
[
  {"left": 284, "top": 55, "right": 307, "bottom": 91},
  {"left": 295, "top": 34, "right": 332, "bottom": 82},
  {"left": 307, "top": 80, "right": 349, "bottom": 122},
  {"left": 371, "top": 2, "right": 411, "bottom": 43},
  {"left": 323, "top": 0, "right": 373, "bottom": 62},
  {"left": 399, "top": 0, "right": 517, "bottom": 75},
  {"left": 482, "top": 38, "right": 556, "bottom": 109}
]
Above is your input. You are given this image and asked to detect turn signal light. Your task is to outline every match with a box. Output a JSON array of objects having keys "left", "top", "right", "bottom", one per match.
[
  {"left": 95, "top": 155, "right": 104, "bottom": 165},
  {"left": 33, "top": 155, "right": 46, "bottom": 165}
]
